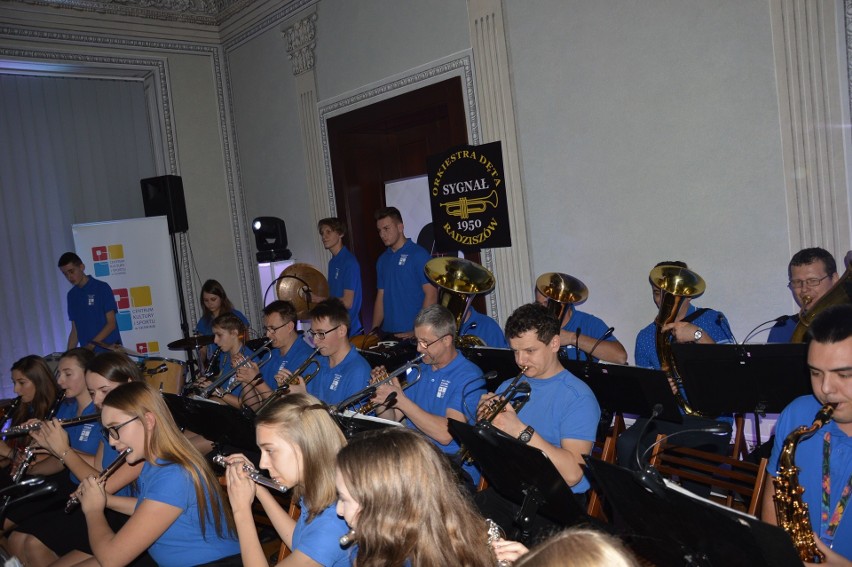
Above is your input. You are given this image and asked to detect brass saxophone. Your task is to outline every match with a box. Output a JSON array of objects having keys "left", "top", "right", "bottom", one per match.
[{"left": 772, "top": 402, "right": 836, "bottom": 562}]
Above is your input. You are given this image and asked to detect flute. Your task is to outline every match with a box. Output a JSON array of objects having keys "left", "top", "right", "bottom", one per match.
[
  {"left": 2, "top": 413, "right": 101, "bottom": 438},
  {"left": 65, "top": 447, "right": 132, "bottom": 513},
  {"left": 213, "top": 454, "right": 288, "bottom": 493}
]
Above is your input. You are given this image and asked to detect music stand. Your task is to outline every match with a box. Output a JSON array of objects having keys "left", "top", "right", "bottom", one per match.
[
  {"left": 332, "top": 410, "right": 402, "bottom": 439},
  {"left": 448, "top": 420, "right": 586, "bottom": 539},
  {"left": 561, "top": 360, "right": 683, "bottom": 424},
  {"left": 163, "top": 394, "right": 256, "bottom": 452},
  {"left": 585, "top": 458, "right": 801, "bottom": 567},
  {"left": 671, "top": 343, "right": 811, "bottom": 416},
  {"left": 460, "top": 346, "right": 521, "bottom": 391}
]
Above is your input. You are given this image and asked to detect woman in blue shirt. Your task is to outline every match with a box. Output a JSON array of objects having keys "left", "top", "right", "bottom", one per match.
[
  {"left": 195, "top": 279, "right": 249, "bottom": 369},
  {"left": 77, "top": 382, "right": 240, "bottom": 566},
  {"left": 9, "top": 352, "right": 152, "bottom": 566},
  {"left": 222, "top": 393, "right": 349, "bottom": 567},
  {"left": 335, "top": 427, "right": 495, "bottom": 567}
]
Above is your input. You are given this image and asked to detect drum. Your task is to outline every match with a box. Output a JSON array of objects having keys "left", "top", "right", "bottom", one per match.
[{"left": 141, "top": 357, "right": 186, "bottom": 395}]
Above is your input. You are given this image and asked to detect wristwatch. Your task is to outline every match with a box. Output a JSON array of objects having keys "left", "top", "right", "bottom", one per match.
[
  {"left": 693, "top": 329, "right": 703, "bottom": 342},
  {"left": 518, "top": 425, "right": 535, "bottom": 444}
]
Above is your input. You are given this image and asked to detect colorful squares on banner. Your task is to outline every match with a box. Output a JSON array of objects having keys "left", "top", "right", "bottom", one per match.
[
  {"left": 130, "top": 286, "right": 152, "bottom": 308},
  {"left": 114, "top": 289, "right": 130, "bottom": 310},
  {"left": 116, "top": 311, "right": 133, "bottom": 332}
]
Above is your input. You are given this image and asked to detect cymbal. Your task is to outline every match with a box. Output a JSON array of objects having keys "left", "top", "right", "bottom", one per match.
[
  {"left": 91, "top": 341, "right": 147, "bottom": 359},
  {"left": 275, "top": 263, "right": 330, "bottom": 320},
  {"left": 168, "top": 335, "right": 214, "bottom": 350}
]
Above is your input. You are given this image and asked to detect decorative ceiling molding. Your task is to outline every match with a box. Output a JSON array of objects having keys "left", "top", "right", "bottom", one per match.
[{"left": 9, "top": 0, "right": 258, "bottom": 26}]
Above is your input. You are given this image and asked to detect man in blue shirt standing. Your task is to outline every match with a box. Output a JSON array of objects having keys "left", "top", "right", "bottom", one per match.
[
  {"left": 768, "top": 247, "right": 840, "bottom": 343},
  {"left": 372, "top": 207, "right": 437, "bottom": 338},
  {"left": 315, "top": 217, "right": 363, "bottom": 336},
  {"left": 57, "top": 252, "right": 122, "bottom": 352}
]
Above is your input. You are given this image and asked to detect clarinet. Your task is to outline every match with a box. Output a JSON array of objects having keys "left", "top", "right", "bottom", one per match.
[
  {"left": 65, "top": 447, "right": 132, "bottom": 513},
  {"left": 10, "top": 391, "right": 67, "bottom": 483}
]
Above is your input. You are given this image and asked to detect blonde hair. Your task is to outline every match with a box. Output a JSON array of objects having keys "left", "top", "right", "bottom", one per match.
[
  {"left": 336, "top": 428, "right": 493, "bottom": 567},
  {"left": 254, "top": 393, "right": 345, "bottom": 522},
  {"left": 102, "top": 382, "right": 234, "bottom": 539},
  {"left": 514, "top": 529, "right": 639, "bottom": 567}
]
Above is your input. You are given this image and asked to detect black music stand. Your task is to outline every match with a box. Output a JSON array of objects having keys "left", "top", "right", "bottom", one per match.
[
  {"left": 163, "top": 394, "right": 256, "bottom": 452},
  {"left": 332, "top": 410, "right": 402, "bottom": 439},
  {"left": 561, "top": 360, "right": 683, "bottom": 424},
  {"left": 460, "top": 346, "right": 521, "bottom": 391},
  {"left": 585, "top": 458, "right": 801, "bottom": 567},
  {"left": 448, "top": 420, "right": 586, "bottom": 540},
  {"left": 671, "top": 343, "right": 810, "bottom": 416}
]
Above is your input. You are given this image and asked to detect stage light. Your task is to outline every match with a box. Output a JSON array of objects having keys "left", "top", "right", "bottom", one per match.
[{"left": 252, "top": 216, "right": 291, "bottom": 262}]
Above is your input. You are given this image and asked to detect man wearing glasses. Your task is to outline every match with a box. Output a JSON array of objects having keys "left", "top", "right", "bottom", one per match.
[
  {"left": 769, "top": 247, "right": 840, "bottom": 343},
  {"left": 289, "top": 298, "right": 370, "bottom": 405},
  {"left": 241, "top": 300, "right": 316, "bottom": 391},
  {"left": 373, "top": 305, "right": 485, "bottom": 485}
]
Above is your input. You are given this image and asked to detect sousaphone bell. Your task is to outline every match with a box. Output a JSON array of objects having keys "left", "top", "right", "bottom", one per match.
[
  {"left": 275, "top": 263, "right": 330, "bottom": 320},
  {"left": 424, "top": 257, "right": 495, "bottom": 347},
  {"left": 535, "top": 272, "right": 588, "bottom": 322}
]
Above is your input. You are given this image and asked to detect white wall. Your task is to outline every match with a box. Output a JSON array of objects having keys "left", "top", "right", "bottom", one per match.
[{"left": 504, "top": 0, "right": 794, "bottom": 351}]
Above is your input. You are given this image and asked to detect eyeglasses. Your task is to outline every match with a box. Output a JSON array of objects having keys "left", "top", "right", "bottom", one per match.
[
  {"left": 307, "top": 325, "right": 341, "bottom": 341},
  {"left": 263, "top": 321, "right": 291, "bottom": 334},
  {"left": 416, "top": 334, "right": 451, "bottom": 350},
  {"left": 102, "top": 416, "right": 139, "bottom": 441},
  {"left": 787, "top": 275, "right": 831, "bottom": 290}
]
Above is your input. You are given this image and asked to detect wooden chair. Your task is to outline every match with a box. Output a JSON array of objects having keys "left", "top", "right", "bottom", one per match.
[
  {"left": 585, "top": 413, "right": 624, "bottom": 520},
  {"left": 648, "top": 433, "right": 768, "bottom": 516}
]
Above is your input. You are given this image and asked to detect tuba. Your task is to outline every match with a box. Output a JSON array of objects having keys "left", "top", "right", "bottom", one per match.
[
  {"left": 649, "top": 265, "right": 706, "bottom": 416},
  {"left": 275, "top": 263, "right": 330, "bottom": 321},
  {"left": 535, "top": 272, "right": 588, "bottom": 323},
  {"left": 425, "top": 257, "right": 496, "bottom": 347},
  {"left": 791, "top": 266, "right": 852, "bottom": 342},
  {"left": 772, "top": 402, "right": 835, "bottom": 562}
]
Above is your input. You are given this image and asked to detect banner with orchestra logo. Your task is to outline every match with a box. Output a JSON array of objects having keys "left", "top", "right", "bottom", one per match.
[
  {"left": 427, "top": 141, "right": 512, "bottom": 252},
  {"left": 72, "top": 216, "right": 184, "bottom": 361}
]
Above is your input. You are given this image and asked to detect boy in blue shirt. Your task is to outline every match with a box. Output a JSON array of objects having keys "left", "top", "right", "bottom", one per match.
[{"left": 58, "top": 252, "right": 122, "bottom": 352}]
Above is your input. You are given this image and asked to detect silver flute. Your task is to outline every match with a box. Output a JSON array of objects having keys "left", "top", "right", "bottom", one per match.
[
  {"left": 65, "top": 447, "right": 132, "bottom": 513},
  {"left": 213, "top": 454, "right": 288, "bottom": 493}
]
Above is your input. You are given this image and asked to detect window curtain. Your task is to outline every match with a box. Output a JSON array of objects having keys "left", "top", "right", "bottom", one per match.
[{"left": 0, "top": 73, "right": 156, "bottom": 397}]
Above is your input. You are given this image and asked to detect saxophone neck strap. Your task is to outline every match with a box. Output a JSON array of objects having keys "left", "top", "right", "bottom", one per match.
[{"left": 821, "top": 431, "right": 852, "bottom": 543}]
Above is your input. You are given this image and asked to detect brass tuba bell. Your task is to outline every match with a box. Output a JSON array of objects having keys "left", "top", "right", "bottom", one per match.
[
  {"left": 649, "top": 264, "right": 705, "bottom": 415},
  {"left": 535, "top": 272, "right": 588, "bottom": 323},
  {"left": 424, "top": 257, "right": 496, "bottom": 347}
]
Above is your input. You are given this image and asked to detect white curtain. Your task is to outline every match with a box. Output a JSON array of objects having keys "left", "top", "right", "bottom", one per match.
[{"left": 0, "top": 73, "right": 156, "bottom": 397}]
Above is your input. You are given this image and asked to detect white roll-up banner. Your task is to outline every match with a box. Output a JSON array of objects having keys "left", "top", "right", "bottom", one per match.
[{"left": 72, "top": 216, "right": 184, "bottom": 360}]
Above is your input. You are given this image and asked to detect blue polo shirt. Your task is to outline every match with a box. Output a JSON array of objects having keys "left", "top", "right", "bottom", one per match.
[
  {"left": 495, "top": 369, "right": 600, "bottom": 493},
  {"left": 767, "top": 315, "right": 798, "bottom": 343},
  {"left": 329, "top": 247, "right": 363, "bottom": 336},
  {"left": 376, "top": 239, "right": 431, "bottom": 333},
  {"left": 307, "top": 348, "right": 371, "bottom": 406},
  {"left": 261, "top": 334, "right": 317, "bottom": 390},
  {"left": 769, "top": 396, "right": 852, "bottom": 560},
  {"left": 461, "top": 309, "right": 508, "bottom": 348},
  {"left": 560, "top": 308, "right": 618, "bottom": 362},
  {"left": 634, "top": 305, "right": 733, "bottom": 369},
  {"left": 67, "top": 277, "right": 121, "bottom": 349}
]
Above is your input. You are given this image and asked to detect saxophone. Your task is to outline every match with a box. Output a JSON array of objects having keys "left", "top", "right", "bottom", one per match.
[{"left": 772, "top": 402, "right": 836, "bottom": 562}]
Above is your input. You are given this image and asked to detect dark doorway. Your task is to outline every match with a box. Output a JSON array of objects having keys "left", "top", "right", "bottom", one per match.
[{"left": 328, "top": 77, "right": 477, "bottom": 331}]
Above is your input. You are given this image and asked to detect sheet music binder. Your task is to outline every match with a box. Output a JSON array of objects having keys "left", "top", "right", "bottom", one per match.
[
  {"left": 671, "top": 343, "right": 811, "bottom": 415},
  {"left": 561, "top": 359, "right": 683, "bottom": 423},
  {"left": 584, "top": 457, "right": 801, "bottom": 567}
]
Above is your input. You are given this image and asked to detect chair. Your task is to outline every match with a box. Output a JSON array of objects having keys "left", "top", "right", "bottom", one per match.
[
  {"left": 648, "top": 433, "right": 768, "bottom": 516},
  {"left": 585, "top": 413, "right": 624, "bottom": 520}
]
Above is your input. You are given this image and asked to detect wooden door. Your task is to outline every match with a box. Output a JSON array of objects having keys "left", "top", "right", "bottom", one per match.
[{"left": 327, "top": 77, "right": 472, "bottom": 331}]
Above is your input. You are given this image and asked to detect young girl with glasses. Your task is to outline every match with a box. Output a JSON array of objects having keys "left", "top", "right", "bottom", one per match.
[{"left": 75, "top": 381, "right": 240, "bottom": 567}]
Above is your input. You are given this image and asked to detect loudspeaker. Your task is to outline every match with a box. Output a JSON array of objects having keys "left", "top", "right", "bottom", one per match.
[{"left": 140, "top": 175, "right": 189, "bottom": 234}]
